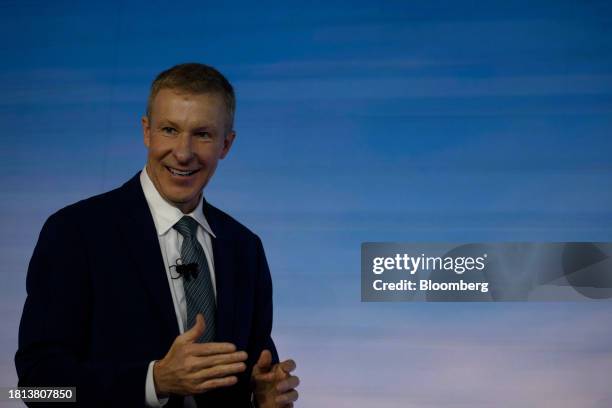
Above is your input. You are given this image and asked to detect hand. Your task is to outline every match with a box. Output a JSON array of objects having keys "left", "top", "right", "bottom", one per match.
[
  {"left": 252, "top": 350, "right": 300, "bottom": 408},
  {"left": 153, "top": 314, "right": 248, "bottom": 396}
]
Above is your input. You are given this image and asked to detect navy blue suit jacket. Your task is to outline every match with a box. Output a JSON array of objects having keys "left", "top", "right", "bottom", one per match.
[{"left": 15, "top": 172, "right": 278, "bottom": 407}]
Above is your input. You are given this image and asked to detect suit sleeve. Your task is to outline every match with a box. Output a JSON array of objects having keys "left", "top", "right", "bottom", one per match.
[
  {"left": 249, "top": 236, "right": 279, "bottom": 365},
  {"left": 15, "top": 210, "right": 149, "bottom": 407}
]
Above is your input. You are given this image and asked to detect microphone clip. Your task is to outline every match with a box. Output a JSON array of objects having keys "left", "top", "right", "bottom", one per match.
[{"left": 171, "top": 258, "right": 199, "bottom": 281}]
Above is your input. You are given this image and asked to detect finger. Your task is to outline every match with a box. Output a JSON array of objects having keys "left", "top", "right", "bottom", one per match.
[
  {"left": 274, "top": 364, "right": 289, "bottom": 380},
  {"left": 190, "top": 351, "right": 248, "bottom": 370},
  {"left": 196, "top": 375, "right": 238, "bottom": 392},
  {"left": 253, "top": 370, "right": 276, "bottom": 383},
  {"left": 276, "top": 375, "right": 300, "bottom": 393},
  {"left": 194, "top": 361, "right": 247, "bottom": 381},
  {"left": 181, "top": 314, "right": 205, "bottom": 343},
  {"left": 278, "top": 359, "right": 296, "bottom": 374},
  {"left": 275, "top": 389, "right": 298, "bottom": 405},
  {"left": 188, "top": 342, "right": 237, "bottom": 356},
  {"left": 255, "top": 349, "right": 272, "bottom": 371}
]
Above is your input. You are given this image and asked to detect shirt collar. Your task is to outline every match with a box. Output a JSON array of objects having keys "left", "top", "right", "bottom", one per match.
[{"left": 139, "top": 166, "right": 216, "bottom": 238}]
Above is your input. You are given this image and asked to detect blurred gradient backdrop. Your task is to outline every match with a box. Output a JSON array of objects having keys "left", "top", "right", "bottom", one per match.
[{"left": 1, "top": 1, "right": 612, "bottom": 407}]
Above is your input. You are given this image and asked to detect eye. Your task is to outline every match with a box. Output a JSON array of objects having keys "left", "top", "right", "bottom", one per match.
[
  {"left": 195, "top": 131, "right": 211, "bottom": 139},
  {"left": 161, "top": 127, "right": 177, "bottom": 135}
]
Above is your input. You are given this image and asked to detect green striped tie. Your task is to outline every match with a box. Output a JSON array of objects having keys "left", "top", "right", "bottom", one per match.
[{"left": 173, "top": 216, "right": 216, "bottom": 342}]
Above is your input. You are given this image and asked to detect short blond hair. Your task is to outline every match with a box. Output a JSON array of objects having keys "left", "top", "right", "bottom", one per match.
[{"left": 147, "top": 63, "right": 235, "bottom": 131}]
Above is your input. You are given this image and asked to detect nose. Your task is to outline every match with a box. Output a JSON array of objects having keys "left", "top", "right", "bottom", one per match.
[{"left": 173, "top": 133, "right": 194, "bottom": 164}]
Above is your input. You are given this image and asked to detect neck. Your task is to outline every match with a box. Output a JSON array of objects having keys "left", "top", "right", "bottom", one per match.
[{"left": 175, "top": 194, "right": 201, "bottom": 214}]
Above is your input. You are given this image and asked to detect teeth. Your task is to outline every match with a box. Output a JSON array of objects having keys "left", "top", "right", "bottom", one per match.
[{"left": 168, "top": 167, "right": 196, "bottom": 176}]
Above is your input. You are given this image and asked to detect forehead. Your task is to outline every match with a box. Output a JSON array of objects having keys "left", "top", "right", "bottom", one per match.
[{"left": 150, "top": 89, "right": 227, "bottom": 127}]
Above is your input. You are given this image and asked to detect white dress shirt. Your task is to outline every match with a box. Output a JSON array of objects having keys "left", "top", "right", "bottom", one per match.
[{"left": 140, "top": 167, "right": 217, "bottom": 408}]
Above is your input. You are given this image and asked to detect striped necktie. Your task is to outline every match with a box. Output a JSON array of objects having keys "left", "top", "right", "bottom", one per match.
[{"left": 173, "top": 216, "right": 216, "bottom": 342}]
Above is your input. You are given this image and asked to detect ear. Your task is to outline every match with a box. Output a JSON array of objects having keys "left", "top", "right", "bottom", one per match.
[
  {"left": 142, "top": 116, "right": 151, "bottom": 148},
  {"left": 220, "top": 130, "right": 236, "bottom": 159}
]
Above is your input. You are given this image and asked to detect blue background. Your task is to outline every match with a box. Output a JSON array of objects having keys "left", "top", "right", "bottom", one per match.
[{"left": 1, "top": 1, "right": 611, "bottom": 406}]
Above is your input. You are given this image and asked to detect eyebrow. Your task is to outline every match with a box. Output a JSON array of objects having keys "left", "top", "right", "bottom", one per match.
[
  {"left": 192, "top": 126, "right": 214, "bottom": 132},
  {"left": 159, "top": 119, "right": 181, "bottom": 129},
  {"left": 159, "top": 120, "right": 213, "bottom": 132}
]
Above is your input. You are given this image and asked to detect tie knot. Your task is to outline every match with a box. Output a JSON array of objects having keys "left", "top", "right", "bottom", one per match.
[{"left": 173, "top": 216, "right": 199, "bottom": 238}]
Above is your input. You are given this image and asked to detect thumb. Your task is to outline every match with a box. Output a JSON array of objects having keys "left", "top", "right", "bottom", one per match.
[
  {"left": 254, "top": 349, "right": 273, "bottom": 374},
  {"left": 181, "top": 313, "right": 205, "bottom": 343}
]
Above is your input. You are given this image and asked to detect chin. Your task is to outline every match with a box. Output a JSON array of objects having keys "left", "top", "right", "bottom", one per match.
[
  {"left": 170, "top": 194, "right": 199, "bottom": 205},
  {"left": 158, "top": 187, "right": 194, "bottom": 204}
]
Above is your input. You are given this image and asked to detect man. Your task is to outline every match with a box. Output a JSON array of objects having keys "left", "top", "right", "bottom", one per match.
[{"left": 15, "top": 63, "right": 300, "bottom": 407}]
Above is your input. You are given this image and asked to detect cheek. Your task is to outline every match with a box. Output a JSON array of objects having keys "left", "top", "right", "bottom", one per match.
[
  {"left": 194, "top": 149, "right": 222, "bottom": 166},
  {"left": 148, "top": 138, "right": 172, "bottom": 161}
]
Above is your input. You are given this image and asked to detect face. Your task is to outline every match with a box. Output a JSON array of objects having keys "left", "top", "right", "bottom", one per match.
[{"left": 142, "top": 89, "right": 235, "bottom": 213}]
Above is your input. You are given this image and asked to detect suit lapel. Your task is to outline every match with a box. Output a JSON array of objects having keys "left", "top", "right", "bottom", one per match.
[
  {"left": 203, "top": 202, "right": 237, "bottom": 343},
  {"left": 117, "top": 173, "right": 179, "bottom": 341}
]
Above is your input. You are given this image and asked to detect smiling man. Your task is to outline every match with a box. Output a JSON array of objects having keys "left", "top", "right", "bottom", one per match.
[
  {"left": 142, "top": 87, "right": 233, "bottom": 215},
  {"left": 16, "top": 63, "right": 299, "bottom": 408}
]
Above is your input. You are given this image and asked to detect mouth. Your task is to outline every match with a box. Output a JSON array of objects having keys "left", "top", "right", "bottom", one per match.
[{"left": 165, "top": 166, "right": 200, "bottom": 177}]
